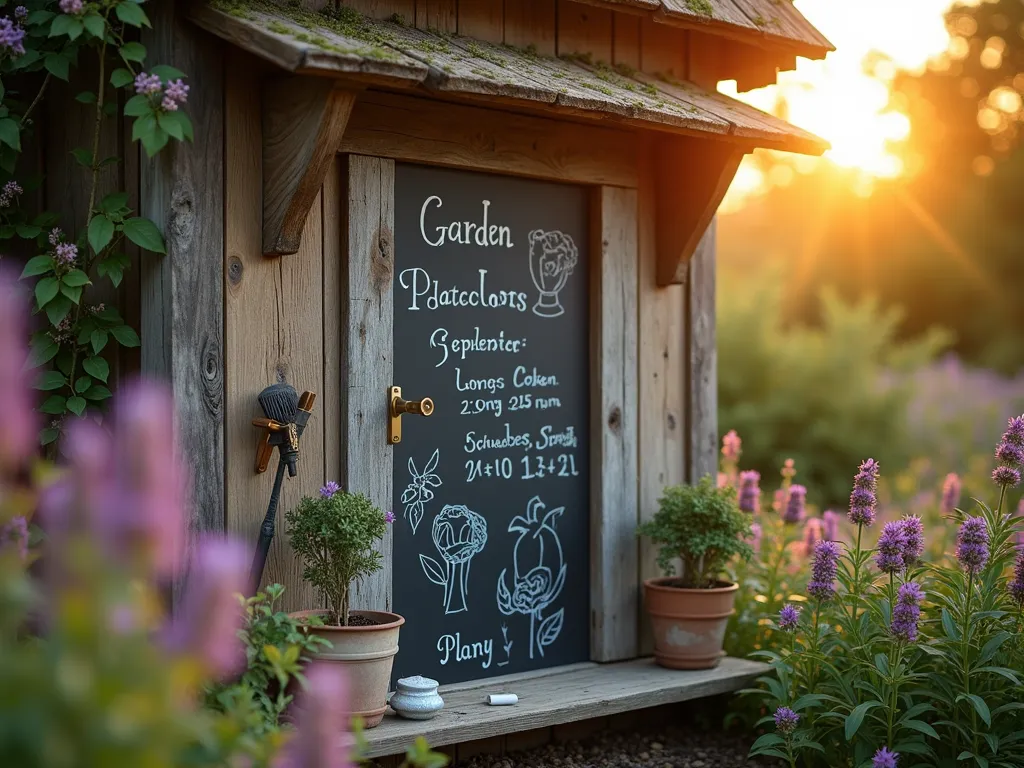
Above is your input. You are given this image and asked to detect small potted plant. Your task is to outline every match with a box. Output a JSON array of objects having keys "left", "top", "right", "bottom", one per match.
[
  {"left": 287, "top": 482, "right": 401, "bottom": 728},
  {"left": 637, "top": 475, "right": 753, "bottom": 669}
]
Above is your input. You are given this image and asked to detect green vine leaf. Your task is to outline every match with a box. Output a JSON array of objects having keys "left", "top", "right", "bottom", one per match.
[
  {"left": 82, "top": 356, "right": 109, "bottom": 383},
  {"left": 111, "top": 325, "right": 140, "bottom": 347},
  {"left": 110, "top": 68, "right": 134, "bottom": 88},
  {"left": 40, "top": 428, "right": 60, "bottom": 446},
  {"left": 21, "top": 255, "right": 54, "bottom": 278},
  {"left": 115, "top": 1, "right": 150, "bottom": 28},
  {"left": 82, "top": 13, "right": 106, "bottom": 38},
  {"left": 0, "top": 118, "right": 20, "bottom": 151},
  {"left": 44, "top": 53, "right": 71, "bottom": 81},
  {"left": 59, "top": 283, "right": 82, "bottom": 304},
  {"left": 119, "top": 41, "right": 146, "bottom": 62},
  {"left": 124, "top": 94, "right": 150, "bottom": 117},
  {"left": 140, "top": 125, "right": 169, "bottom": 157},
  {"left": 40, "top": 395, "right": 67, "bottom": 415},
  {"left": 151, "top": 65, "right": 186, "bottom": 80},
  {"left": 62, "top": 269, "right": 91, "bottom": 287},
  {"left": 84, "top": 384, "right": 112, "bottom": 401},
  {"left": 75, "top": 91, "right": 97, "bottom": 104},
  {"left": 90, "top": 329, "right": 108, "bottom": 355},
  {"left": 35, "top": 276, "right": 59, "bottom": 308},
  {"left": 158, "top": 111, "right": 193, "bottom": 142},
  {"left": 49, "top": 14, "right": 84, "bottom": 40},
  {"left": 99, "top": 192, "right": 129, "bottom": 214},
  {"left": 45, "top": 295, "right": 72, "bottom": 326},
  {"left": 35, "top": 371, "right": 67, "bottom": 391},
  {"left": 28, "top": 336, "right": 60, "bottom": 368},
  {"left": 71, "top": 148, "right": 93, "bottom": 167},
  {"left": 75, "top": 375, "right": 93, "bottom": 394},
  {"left": 16, "top": 224, "right": 41, "bottom": 238},
  {"left": 88, "top": 214, "right": 114, "bottom": 254},
  {"left": 28, "top": 9, "right": 56, "bottom": 24},
  {"left": 66, "top": 396, "right": 87, "bottom": 416},
  {"left": 122, "top": 217, "right": 166, "bottom": 253}
]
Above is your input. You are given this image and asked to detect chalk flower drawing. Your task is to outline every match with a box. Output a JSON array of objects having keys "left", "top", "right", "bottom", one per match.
[
  {"left": 420, "top": 504, "right": 488, "bottom": 614},
  {"left": 497, "top": 496, "right": 567, "bottom": 659},
  {"left": 402, "top": 449, "right": 441, "bottom": 534},
  {"left": 528, "top": 230, "right": 578, "bottom": 318}
]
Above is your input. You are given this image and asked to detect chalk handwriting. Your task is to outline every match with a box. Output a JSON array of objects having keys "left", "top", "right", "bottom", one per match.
[{"left": 420, "top": 196, "right": 513, "bottom": 249}]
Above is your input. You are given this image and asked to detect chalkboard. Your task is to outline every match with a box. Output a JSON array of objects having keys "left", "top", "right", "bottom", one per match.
[{"left": 391, "top": 163, "right": 591, "bottom": 686}]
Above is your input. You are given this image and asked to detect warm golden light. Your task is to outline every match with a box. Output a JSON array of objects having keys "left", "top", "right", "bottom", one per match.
[{"left": 720, "top": 0, "right": 969, "bottom": 213}]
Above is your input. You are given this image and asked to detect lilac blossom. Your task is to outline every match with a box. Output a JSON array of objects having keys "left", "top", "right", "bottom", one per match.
[
  {"left": 807, "top": 539, "right": 841, "bottom": 601},
  {"left": 778, "top": 603, "right": 800, "bottom": 631},
  {"left": 48, "top": 227, "right": 62, "bottom": 246},
  {"left": 875, "top": 521, "right": 908, "bottom": 574},
  {"left": 55, "top": 242, "right": 77, "bottom": 266},
  {"left": 163, "top": 537, "right": 248, "bottom": 678},
  {"left": 320, "top": 481, "right": 341, "bottom": 498},
  {"left": 0, "top": 16, "right": 25, "bottom": 55},
  {"left": 940, "top": 473, "right": 961, "bottom": 515},
  {"left": 1008, "top": 552, "right": 1024, "bottom": 607},
  {"left": 891, "top": 582, "right": 924, "bottom": 643},
  {"left": 163, "top": 78, "right": 189, "bottom": 110},
  {"left": 14, "top": 6, "right": 26, "bottom": 20},
  {"left": 774, "top": 707, "right": 799, "bottom": 735},
  {"left": 783, "top": 484, "right": 807, "bottom": 524},
  {"left": 849, "top": 458, "right": 879, "bottom": 526},
  {"left": 134, "top": 72, "right": 162, "bottom": 95},
  {"left": 278, "top": 663, "right": 354, "bottom": 768},
  {"left": 58, "top": 0, "right": 83, "bottom": 15},
  {"left": 737, "top": 470, "right": 760, "bottom": 513},
  {"left": 822, "top": 509, "right": 841, "bottom": 541},
  {"left": 0, "top": 180, "right": 22, "bottom": 207},
  {"left": 0, "top": 272, "right": 34, "bottom": 469},
  {"left": 0, "top": 515, "right": 28, "bottom": 560},
  {"left": 872, "top": 747, "right": 899, "bottom": 768},
  {"left": 803, "top": 517, "right": 822, "bottom": 557},
  {"left": 956, "top": 516, "right": 990, "bottom": 575}
]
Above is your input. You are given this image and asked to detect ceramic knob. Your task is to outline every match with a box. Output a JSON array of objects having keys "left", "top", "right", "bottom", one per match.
[{"left": 389, "top": 675, "right": 444, "bottom": 720}]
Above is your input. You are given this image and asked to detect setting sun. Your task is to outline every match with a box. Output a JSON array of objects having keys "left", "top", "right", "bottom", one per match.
[{"left": 719, "top": 0, "right": 970, "bottom": 212}]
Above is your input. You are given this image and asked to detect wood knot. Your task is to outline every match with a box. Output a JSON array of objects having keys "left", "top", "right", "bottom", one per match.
[
  {"left": 370, "top": 227, "right": 394, "bottom": 294},
  {"left": 667, "top": 412, "right": 677, "bottom": 431},
  {"left": 607, "top": 406, "right": 622, "bottom": 434},
  {"left": 227, "top": 256, "right": 243, "bottom": 286},
  {"left": 169, "top": 179, "right": 196, "bottom": 247},
  {"left": 275, "top": 362, "right": 289, "bottom": 383},
  {"left": 199, "top": 334, "right": 223, "bottom": 417}
]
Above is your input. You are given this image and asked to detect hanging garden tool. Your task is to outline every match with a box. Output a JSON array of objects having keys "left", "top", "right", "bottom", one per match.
[{"left": 248, "top": 383, "right": 316, "bottom": 594}]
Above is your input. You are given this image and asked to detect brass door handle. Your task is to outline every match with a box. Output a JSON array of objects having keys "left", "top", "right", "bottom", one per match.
[{"left": 389, "top": 386, "right": 434, "bottom": 444}]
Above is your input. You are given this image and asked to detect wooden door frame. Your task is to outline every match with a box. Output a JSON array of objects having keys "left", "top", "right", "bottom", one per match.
[{"left": 340, "top": 151, "right": 640, "bottom": 663}]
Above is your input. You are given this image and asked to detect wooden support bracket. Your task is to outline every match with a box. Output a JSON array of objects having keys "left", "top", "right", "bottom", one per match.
[
  {"left": 263, "top": 76, "right": 357, "bottom": 256},
  {"left": 654, "top": 136, "right": 745, "bottom": 286}
]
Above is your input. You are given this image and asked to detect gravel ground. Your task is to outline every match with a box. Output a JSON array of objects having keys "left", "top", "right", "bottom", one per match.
[{"left": 458, "top": 726, "right": 781, "bottom": 768}]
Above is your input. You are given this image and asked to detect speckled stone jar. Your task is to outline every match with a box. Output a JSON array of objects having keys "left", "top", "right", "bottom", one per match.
[{"left": 389, "top": 675, "right": 444, "bottom": 720}]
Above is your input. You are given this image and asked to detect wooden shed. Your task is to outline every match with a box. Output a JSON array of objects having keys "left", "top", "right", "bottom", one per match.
[{"left": 133, "top": 0, "right": 829, "bottom": 758}]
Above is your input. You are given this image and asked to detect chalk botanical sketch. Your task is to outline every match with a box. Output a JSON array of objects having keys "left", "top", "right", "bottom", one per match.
[
  {"left": 497, "top": 622, "right": 512, "bottom": 667},
  {"left": 528, "top": 230, "right": 578, "bottom": 318},
  {"left": 420, "top": 504, "right": 488, "bottom": 614},
  {"left": 496, "top": 496, "right": 567, "bottom": 659},
  {"left": 402, "top": 449, "right": 442, "bottom": 534}
]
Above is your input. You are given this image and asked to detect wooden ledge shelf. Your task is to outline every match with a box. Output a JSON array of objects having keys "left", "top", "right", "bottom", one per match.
[{"left": 364, "top": 657, "right": 767, "bottom": 758}]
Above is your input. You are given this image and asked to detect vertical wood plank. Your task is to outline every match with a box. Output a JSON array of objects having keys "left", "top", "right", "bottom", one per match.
[
  {"left": 504, "top": 0, "right": 555, "bottom": 55},
  {"left": 415, "top": 0, "right": 456, "bottom": 33},
  {"left": 323, "top": 157, "right": 343, "bottom": 491},
  {"left": 140, "top": 11, "right": 225, "bottom": 587},
  {"left": 636, "top": 140, "right": 685, "bottom": 655},
  {"left": 590, "top": 186, "right": 639, "bottom": 663},
  {"left": 686, "top": 221, "right": 717, "bottom": 483},
  {"left": 556, "top": 0, "right": 612, "bottom": 61},
  {"left": 640, "top": 17, "right": 687, "bottom": 78},
  {"left": 224, "top": 50, "right": 321, "bottom": 612},
  {"left": 458, "top": 0, "right": 505, "bottom": 42},
  {"left": 345, "top": 0, "right": 416, "bottom": 21},
  {"left": 612, "top": 12, "right": 641, "bottom": 71},
  {"left": 687, "top": 30, "right": 728, "bottom": 89},
  {"left": 343, "top": 155, "right": 396, "bottom": 613}
]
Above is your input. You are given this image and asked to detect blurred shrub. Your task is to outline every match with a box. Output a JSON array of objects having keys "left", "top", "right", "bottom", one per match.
[{"left": 718, "top": 267, "right": 949, "bottom": 509}]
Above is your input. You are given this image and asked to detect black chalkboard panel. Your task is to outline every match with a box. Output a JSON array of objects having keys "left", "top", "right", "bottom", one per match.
[{"left": 391, "top": 163, "right": 590, "bottom": 686}]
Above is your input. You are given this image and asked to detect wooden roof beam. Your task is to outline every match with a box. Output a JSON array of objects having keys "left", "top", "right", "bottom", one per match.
[
  {"left": 654, "top": 135, "right": 745, "bottom": 285},
  {"left": 263, "top": 76, "right": 357, "bottom": 256}
]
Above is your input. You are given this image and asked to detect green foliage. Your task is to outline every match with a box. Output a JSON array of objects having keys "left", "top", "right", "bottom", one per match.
[
  {"left": 286, "top": 489, "right": 388, "bottom": 626},
  {"left": 5, "top": 0, "right": 194, "bottom": 447},
  {"left": 718, "top": 267, "right": 949, "bottom": 509},
  {"left": 204, "top": 584, "right": 332, "bottom": 736},
  {"left": 637, "top": 476, "right": 753, "bottom": 588}
]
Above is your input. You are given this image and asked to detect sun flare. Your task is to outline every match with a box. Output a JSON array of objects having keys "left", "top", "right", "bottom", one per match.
[{"left": 719, "top": 0, "right": 970, "bottom": 212}]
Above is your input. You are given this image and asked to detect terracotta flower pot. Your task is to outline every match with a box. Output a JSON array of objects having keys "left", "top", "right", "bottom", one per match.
[
  {"left": 643, "top": 578, "right": 738, "bottom": 670},
  {"left": 291, "top": 609, "right": 404, "bottom": 728}
]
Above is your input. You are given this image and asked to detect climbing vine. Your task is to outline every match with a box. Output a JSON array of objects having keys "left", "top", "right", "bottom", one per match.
[{"left": 0, "top": 0, "right": 191, "bottom": 446}]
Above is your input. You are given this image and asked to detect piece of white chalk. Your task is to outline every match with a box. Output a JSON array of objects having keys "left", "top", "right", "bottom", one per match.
[{"left": 487, "top": 693, "right": 518, "bottom": 706}]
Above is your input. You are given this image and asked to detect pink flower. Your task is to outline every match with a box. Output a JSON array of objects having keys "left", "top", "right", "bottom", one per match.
[
  {"left": 802, "top": 518, "right": 822, "bottom": 557},
  {"left": 164, "top": 537, "right": 248, "bottom": 678},
  {"left": 749, "top": 521, "right": 762, "bottom": 554},
  {"left": 278, "top": 663, "right": 354, "bottom": 768},
  {"left": 721, "top": 430, "right": 741, "bottom": 463},
  {"left": 58, "top": 0, "right": 83, "bottom": 15},
  {"left": 0, "top": 272, "right": 35, "bottom": 470}
]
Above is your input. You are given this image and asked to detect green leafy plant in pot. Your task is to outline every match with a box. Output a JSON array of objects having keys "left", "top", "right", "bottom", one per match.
[
  {"left": 637, "top": 476, "right": 753, "bottom": 669},
  {"left": 287, "top": 482, "right": 401, "bottom": 728}
]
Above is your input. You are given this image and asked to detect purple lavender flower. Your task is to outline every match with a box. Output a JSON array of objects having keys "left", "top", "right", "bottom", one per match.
[
  {"left": 134, "top": 72, "right": 162, "bottom": 95},
  {"left": 849, "top": 459, "right": 879, "bottom": 526},
  {"left": 875, "top": 521, "right": 908, "bottom": 574},
  {"left": 778, "top": 603, "right": 801, "bottom": 631},
  {"left": 940, "top": 473, "right": 961, "bottom": 515},
  {"left": 721, "top": 429, "right": 741, "bottom": 464},
  {"left": 1008, "top": 552, "right": 1024, "bottom": 607},
  {"left": 0, "top": 515, "right": 28, "bottom": 561},
  {"left": 808, "top": 539, "right": 841, "bottom": 601},
  {"left": 58, "top": 0, "right": 83, "bottom": 15},
  {"left": 737, "top": 470, "right": 760, "bottom": 513},
  {"left": 872, "top": 747, "right": 899, "bottom": 768},
  {"left": 0, "top": 180, "right": 22, "bottom": 207},
  {"left": 384, "top": 510, "right": 396, "bottom": 524},
  {"left": 320, "top": 481, "right": 341, "bottom": 499},
  {"left": 993, "top": 465, "right": 1021, "bottom": 488},
  {"left": 774, "top": 706, "right": 799, "bottom": 735},
  {"left": 55, "top": 242, "right": 77, "bottom": 266},
  {"left": 0, "top": 16, "right": 25, "bottom": 55},
  {"left": 278, "top": 663, "right": 354, "bottom": 768},
  {"left": 997, "top": 442, "right": 1024, "bottom": 468},
  {"left": 164, "top": 78, "right": 189, "bottom": 107},
  {"left": 1001, "top": 416, "right": 1024, "bottom": 449},
  {"left": 900, "top": 515, "right": 924, "bottom": 569},
  {"left": 823, "top": 509, "right": 841, "bottom": 541},
  {"left": 14, "top": 6, "right": 26, "bottom": 20},
  {"left": 783, "top": 484, "right": 807, "bottom": 524},
  {"left": 956, "top": 516, "right": 990, "bottom": 575},
  {"left": 0, "top": 272, "right": 34, "bottom": 470},
  {"left": 803, "top": 518, "right": 822, "bottom": 558},
  {"left": 749, "top": 521, "right": 762, "bottom": 554},
  {"left": 891, "top": 581, "right": 923, "bottom": 643}
]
